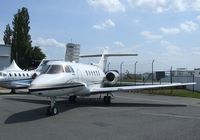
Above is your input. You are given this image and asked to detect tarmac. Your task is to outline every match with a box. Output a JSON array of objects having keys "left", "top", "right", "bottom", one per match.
[{"left": 1, "top": 90, "right": 200, "bottom": 140}]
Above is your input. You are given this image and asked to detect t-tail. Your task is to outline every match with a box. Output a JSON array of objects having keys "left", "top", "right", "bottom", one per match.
[{"left": 80, "top": 48, "right": 138, "bottom": 72}]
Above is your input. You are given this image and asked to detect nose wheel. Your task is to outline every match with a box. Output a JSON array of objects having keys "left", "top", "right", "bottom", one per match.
[{"left": 47, "top": 97, "right": 58, "bottom": 116}]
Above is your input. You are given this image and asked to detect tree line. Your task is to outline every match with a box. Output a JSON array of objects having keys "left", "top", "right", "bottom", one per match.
[{"left": 3, "top": 7, "right": 46, "bottom": 69}]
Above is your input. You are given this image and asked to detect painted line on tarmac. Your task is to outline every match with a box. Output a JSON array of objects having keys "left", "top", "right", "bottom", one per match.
[
  {"left": 142, "top": 112, "right": 200, "bottom": 120},
  {"left": 92, "top": 107, "right": 111, "bottom": 110},
  {"left": 115, "top": 95, "right": 186, "bottom": 105}
]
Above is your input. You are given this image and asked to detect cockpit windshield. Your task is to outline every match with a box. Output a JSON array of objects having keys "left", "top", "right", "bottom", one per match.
[
  {"left": 46, "top": 65, "right": 64, "bottom": 74},
  {"left": 39, "top": 65, "right": 50, "bottom": 74}
]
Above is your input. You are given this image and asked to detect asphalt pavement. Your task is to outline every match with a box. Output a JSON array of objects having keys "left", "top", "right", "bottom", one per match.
[{"left": 1, "top": 91, "right": 200, "bottom": 140}]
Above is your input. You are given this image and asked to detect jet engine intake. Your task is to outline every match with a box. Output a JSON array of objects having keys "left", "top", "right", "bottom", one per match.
[{"left": 105, "top": 71, "right": 119, "bottom": 85}]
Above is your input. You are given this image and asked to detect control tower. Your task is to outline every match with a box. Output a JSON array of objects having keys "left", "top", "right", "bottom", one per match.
[{"left": 65, "top": 43, "right": 80, "bottom": 63}]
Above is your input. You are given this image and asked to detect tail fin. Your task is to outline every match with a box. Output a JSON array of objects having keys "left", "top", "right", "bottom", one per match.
[
  {"left": 80, "top": 48, "right": 138, "bottom": 72},
  {"left": 97, "top": 47, "right": 109, "bottom": 71}
]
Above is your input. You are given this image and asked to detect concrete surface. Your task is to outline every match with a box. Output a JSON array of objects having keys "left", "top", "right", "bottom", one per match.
[{"left": 1, "top": 92, "right": 200, "bottom": 140}]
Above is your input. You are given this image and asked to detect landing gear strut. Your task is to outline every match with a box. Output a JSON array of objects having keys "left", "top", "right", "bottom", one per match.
[
  {"left": 10, "top": 89, "right": 16, "bottom": 94},
  {"left": 47, "top": 97, "right": 58, "bottom": 116},
  {"left": 69, "top": 95, "right": 77, "bottom": 103}
]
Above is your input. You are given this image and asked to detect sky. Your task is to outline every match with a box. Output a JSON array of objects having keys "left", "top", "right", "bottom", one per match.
[{"left": 1, "top": 0, "right": 200, "bottom": 73}]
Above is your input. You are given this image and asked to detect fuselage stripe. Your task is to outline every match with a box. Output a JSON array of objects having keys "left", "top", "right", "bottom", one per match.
[{"left": 29, "top": 84, "right": 84, "bottom": 92}]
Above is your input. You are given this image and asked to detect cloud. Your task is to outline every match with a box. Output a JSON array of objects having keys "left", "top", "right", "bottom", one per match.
[
  {"left": 140, "top": 31, "right": 162, "bottom": 40},
  {"left": 128, "top": 0, "right": 168, "bottom": 13},
  {"left": 32, "top": 37, "right": 65, "bottom": 48},
  {"left": 127, "top": 0, "right": 200, "bottom": 13},
  {"left": 191, "top": 47, "right": 200, "bottom": 55},
  {"left": 192, "top": 0, "right": 200, "bottom": 11},
  {"left": 172, "top": 0, "right": 188, "bottom": 11},
  {"left": 160, "top": 27, "right": 180, "bottom": 35},
  {"left": 93, "top": 19, "right": 115, "bottom": 30},
  {"left": 114, "top": 41, "right": 125, "bottom": 47},
  {"left": 160, "top": 40, "right": 181, "bottom": 54},
  {"left": 180, "top": 21, "right": 198, "bottom": 33},
  {"left": 196, "top": 15, "right": 200, "bottom": 21},
  {"left": 88, "top": 0, "right": 125, "bottom": 13}
]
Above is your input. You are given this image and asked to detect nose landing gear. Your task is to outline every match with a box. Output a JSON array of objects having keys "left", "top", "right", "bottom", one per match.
[{"left": 47, "top": 97, "right": 58, "bottom": 116}]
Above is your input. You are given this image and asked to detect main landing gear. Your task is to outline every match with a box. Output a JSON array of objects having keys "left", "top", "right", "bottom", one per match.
[
  {"left": 47, "top": 97, "right": 58, "bottom": 116},
  {"left": 69, "top": 95, "right": 77, "bottom": 103},
  {"left": 103, "top": 94, "right": 111, "bottom": 104}
]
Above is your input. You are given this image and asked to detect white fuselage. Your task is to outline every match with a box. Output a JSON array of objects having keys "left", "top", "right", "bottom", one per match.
[
  {"left": 0, "top": 70, "right": 35, "bottom": 89},
  {"left": 29, "top": 61, "right": 105, "bottom": 97}
]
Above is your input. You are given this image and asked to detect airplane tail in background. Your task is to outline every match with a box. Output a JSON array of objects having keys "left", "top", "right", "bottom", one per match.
[{"left": 80, "top": 48, "right": 138, "bottom": 72}]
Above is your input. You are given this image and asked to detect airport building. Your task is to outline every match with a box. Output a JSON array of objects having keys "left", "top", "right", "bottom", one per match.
[
  {"left": 172, "top": 68, "right": 194, "bottom": 76},
  {"left": 65, "top": 43, "right": 80, "bottom": 63},
  {"left": 194, "top": 68, "right": 200, "bottom": 77},
  {"left": 0, "top": 44, "right": 11, "bottom": 70}
]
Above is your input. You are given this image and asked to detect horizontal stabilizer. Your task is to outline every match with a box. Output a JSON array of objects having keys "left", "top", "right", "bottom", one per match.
[{"left": 80, "top": 53, "right": 138, "bottom": 58}]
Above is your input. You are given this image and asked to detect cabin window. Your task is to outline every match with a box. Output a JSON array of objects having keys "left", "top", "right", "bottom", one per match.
[
  {"left": 47, "top": 65, "right": 64, "bottom": 74},
  {"left": 27, "top": 73, "right": 29, "bottom": 77},
  {"left": 23, "top": 73, "right": 25, "bottom": 77},
  {"left": 0, "top": 72, "right": 2, "bottom": 76},
  {"left": 3, "top": 73, "right": 7, "bottom": 77},
  {"left": 86, "top": 71, "right": 88, "bottom": 76},
  {"left": 14, "top": 73, "right": 17, "bottom": 77},
  {"left": 19, "top": 73, "right": 21, "bottom": 77},
  {"left": 9, "top": 73, "right": 12, "bottom": 77}
]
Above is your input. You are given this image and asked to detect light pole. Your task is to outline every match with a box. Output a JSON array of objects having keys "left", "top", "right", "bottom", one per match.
[
  {"left": 152, "top": 59, "right": 155, "bottom": 85},
  {"left": 134, "top": 61, "right": 138, "bottom": 85},
  {"left": 120, "top": 62, "right": 124, "bottom": 84}
]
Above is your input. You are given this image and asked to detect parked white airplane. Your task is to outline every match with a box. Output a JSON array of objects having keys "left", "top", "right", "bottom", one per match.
[
  {"left": 0, "top": 60, "right": 36, "bottom": 93},
  {"left": 29, "top": 49, "right": 195, "bottom": 115},
  {"left": 0, "top": 59, "right": 66, "bottom": 93}
]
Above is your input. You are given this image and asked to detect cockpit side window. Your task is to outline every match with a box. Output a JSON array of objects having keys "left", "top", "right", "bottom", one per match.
[
  {"left": 69, "top": 66, "right": 74, "bottom": 73},
  {"left": 46, "top": 65, "right": 64, "bottom": 74},
  {"left": 40, "top": 65, "right": 50, "bottom": 74},
  {"left": 65, "top": 65, "right": 75, "bottom": 73},
  {"left": 65, "top": 66, "right": 71, "bottom": 73}
]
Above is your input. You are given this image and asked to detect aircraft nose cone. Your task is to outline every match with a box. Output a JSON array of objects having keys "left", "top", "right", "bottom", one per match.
[{"left": 29, "top": 74, "right": 67, "bottom": 92}]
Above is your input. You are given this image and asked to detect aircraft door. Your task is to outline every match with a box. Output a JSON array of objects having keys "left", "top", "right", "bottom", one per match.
[{"left": 76, "top": 69, "right": 83, "bottom": 82}]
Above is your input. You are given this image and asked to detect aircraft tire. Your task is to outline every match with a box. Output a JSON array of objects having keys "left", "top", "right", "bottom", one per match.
[
  {"left": 52, "top": 106, "right": 58, "bottom": 115},
  {"left": 69, "top": 95, "right": 77, "bottom": 103},
  {"left": 46, "top": 106, "right": 58, "bottom": 116},
  {"left": 103, "top": 96, "right": 111, "bottom": 104}
]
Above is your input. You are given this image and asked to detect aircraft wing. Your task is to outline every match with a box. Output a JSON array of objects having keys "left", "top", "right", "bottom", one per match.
[{"left": 90, "top": 82, "right": 195, "bottom": 94}]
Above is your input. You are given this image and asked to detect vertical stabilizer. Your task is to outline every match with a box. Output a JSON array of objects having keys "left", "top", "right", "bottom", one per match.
[
  {"left": 80, "top": 48, "right": 138, "bottom": 72},
  {"left": 97, "top": 47, "right": 109, "bottom": 72}
]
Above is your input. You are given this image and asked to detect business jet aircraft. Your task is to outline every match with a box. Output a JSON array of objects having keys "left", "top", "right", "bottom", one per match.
[
  {"left": 0, "top": 60, "right": 36, "bottom": 93},
  {"left": 29, "top": 49, "right": 195, "bottom": 115},
  {"left": 0, "top": 59, "right": 60, "bottom": 93}
]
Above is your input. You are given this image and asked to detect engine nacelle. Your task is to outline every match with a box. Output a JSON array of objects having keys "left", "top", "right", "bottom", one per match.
[{"left": 105, "top": 71, "right": 119, "bottom": 85}]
